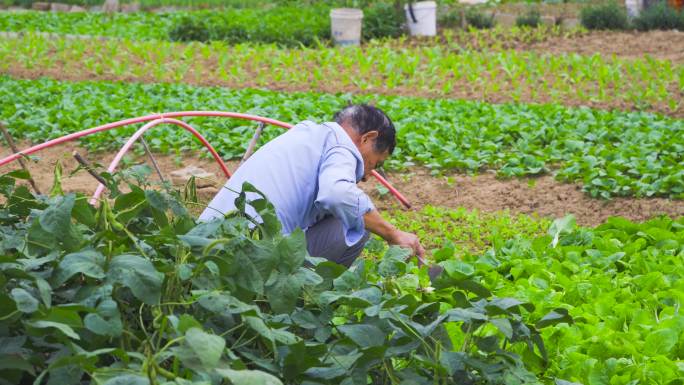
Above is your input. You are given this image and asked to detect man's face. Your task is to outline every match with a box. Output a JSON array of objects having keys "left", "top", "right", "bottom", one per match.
[{"left": 357, "top": 131, "right": 390, "bottom": 182}]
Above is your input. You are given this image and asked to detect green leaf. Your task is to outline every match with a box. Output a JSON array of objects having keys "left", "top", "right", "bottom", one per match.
[
  {"left": 337, "top": 324, "right": 386, "bottom": 348},
  {"left": 446, "top": 308, "right": 487, "bottom": 323},
  {"left": 102, "top": 374, "right": 150, "bottom": 385},
  {"left": 265, "top": 273, "right": 301, "bottom": 314},
  {"left": 39, "top": 194, "right": 75, "bottom": 237},
  {"left": 276, "top": 229, "right": 307, "bottom": 273},
  {"left": 489, "top": 318, "right": 513, "bottom": 339},
  {"left": 186, "top": 327, "right": 225, "bottom": 369},
  {"left": 549, "top": 215, "right": 576, "bottom": 248},
  {"left": 39, "top": 194, "right": 82, "bottom": 250},
  {"left": 27, "top": 320, "right": 80, "bottom": 340},
  {"left": 486, "top": 297, "right": 535, "bottom": 315},
  {"left": 107, "top": 254, "right": 163, "bottom": 305},
  {"left": 176, "top": 314, "right": 202, "bottom": 335},
  {"left": 113, "top": 186, "right": 147, "bottom": 224},
  {"left": 35, "top": 278, "right": 52, "bottom": 308},
  {"left": 72, "top": 195, "right": 97, "bottom": 228},
  {"left": 555, "top": 379, "right": 583, "bottom": 385},
  {"left": 215, "top": 368, "right": 283, "bottom": 385},
  {"left": 441, "top": 260, "right": 475, "bottom": 280},
  {"left": 378, "top": 246, "right": 410, "bottom": 277},
  {"left": 536, "top": 308, "right": 573, "bottom": 328},
  {"left": 644, "top": 328, "right": 678, "bottom": 356},
  {"left": 10, "top": 288, "right": 38, "bottom": 313},
  {"left": 173, "top": 328, "right": 226, "bottom": 372},
  {"left": 84, "top": 299, "right": 122, "bottom": 337},
  {"left": 54, "top": 249, "right": 106, "bottom": 285}
]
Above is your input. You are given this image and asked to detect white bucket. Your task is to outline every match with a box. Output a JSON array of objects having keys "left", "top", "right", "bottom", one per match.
[
  {"left": 625, "top": 0, "right": 643, "bottom": 18},
  {"left": 404, "top": 1, "right": 437, "bottom": 37},
  {"left": 330, "top": 8, "right": 363, "bottom": 46}
]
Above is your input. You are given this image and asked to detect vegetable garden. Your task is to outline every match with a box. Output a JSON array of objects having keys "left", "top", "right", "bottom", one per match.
[{"left": 1, "top": 1, "right": 683, "bottom": 385}]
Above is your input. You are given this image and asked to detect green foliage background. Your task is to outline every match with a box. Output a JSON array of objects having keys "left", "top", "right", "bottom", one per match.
[{"left": 2, "top": 76, "right": 683, "bottom": 199}]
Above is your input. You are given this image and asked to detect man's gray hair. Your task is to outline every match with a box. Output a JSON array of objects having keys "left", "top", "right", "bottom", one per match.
[{"left": 334, "top": 104, "right": 396, "bottom": 154}]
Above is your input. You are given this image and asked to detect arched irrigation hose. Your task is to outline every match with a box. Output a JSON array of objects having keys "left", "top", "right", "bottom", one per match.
[
  {"left": 0, "top": 111, "right": 411, "bottom": 209},
  {"left": 89, "top": 117, "right": 226, "bottom": 204}
]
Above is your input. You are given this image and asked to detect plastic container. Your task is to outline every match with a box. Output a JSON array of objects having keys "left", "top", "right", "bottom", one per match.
[
  {"left": 330, "top": 8, "right": 363, "bottom": 46},
  {"left": 625, "top": 0, "right": 642, "bottom": 17},
  {"left": 404, "top": 1, "right": 437, "bottom": 37}
]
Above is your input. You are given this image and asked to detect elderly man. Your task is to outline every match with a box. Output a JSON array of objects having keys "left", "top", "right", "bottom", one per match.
[{"left": 200, "top": 104, "right": 424, "bottom": 267}]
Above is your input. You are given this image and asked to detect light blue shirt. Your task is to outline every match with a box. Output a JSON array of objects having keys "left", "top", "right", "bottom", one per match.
[{"left": 199, "top": 121, "right": 375, "bottom": 246}]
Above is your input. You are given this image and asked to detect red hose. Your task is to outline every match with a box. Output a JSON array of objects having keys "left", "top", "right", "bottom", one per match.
[
  {"left": 0, "top": 111, "right": 411, "bottom": 209},
  {"left": 0, "top": 111, "right": 290, "bottom": 167},
  {"left": 89, "top": 118, "right": 227, "bottom": 204}
]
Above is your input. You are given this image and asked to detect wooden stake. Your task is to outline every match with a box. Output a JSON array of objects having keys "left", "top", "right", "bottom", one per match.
[
  {"left": 72, "top": 151, "right": 108, "bottom": 186},
  {"left": 240, "top": 122, "right": 265, "bottom": 166},
  {"left": 140, "top": 137, "right": 165, "bottom": 184},
  {"left": 0, "top": 122, "right": 42, "bottom": 195}
]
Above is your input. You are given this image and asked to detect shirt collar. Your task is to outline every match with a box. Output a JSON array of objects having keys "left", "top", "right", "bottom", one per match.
[{"left": 323, "top": 122, "right": 365, "bottom": 181}]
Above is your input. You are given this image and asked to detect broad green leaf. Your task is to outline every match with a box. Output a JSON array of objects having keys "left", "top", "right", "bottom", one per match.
[
  {"left": 10, "top": 288, "right": 38, "bottom": 313},
  {"left": 486, "top": 297, "right": 535, "bottom": 315},
  {"left": 275, "top": 229, "right": 307, "bottom": 273},
  {"left": 184, "top": 327, "right": 226, "bottom": 370},
  {"left": 84, "top": 299, "right": 122, "bottom": 337},
  {"left": 103, "top": 374, "right": 149, "bottom": 385},
  {"left": 446, "top": 308, "right": 487, "bottom": 323},
  {"left": 378, "top": 246, "right": 410, "bottom": 277},
  {"left": 175, "top": 314, "right": 202, "bottom": 335},
  {"left": 489, "top": 318, "right": 513, "bottom": 340},
  {"left": 536, "top": 308, "right": 573, "bottom": 329},
  {"left": 265, "top": 273, "right": 301, "bottom": 314},
  {"left": 337, "top": 324, "right": 386, "bottom": 348},
  {"left": 54, "top": 249, "right": 106, "bottom": 285},
  {"left": 39, "top": 194, "right": 75, "bottom": 238},
  {"left": 549, "top": 215, "right": 576, "bottom": 248},
  {"left": 35, "top": 278, "right": 52, "bottom": 308},
  {"left": 0, "top": 354, "right": 34, "bottom": 373},
  {"left": 27, "top": 320, "right": 80, "bottom": 340},
  {"left": 644, "top": 328, "right": 678, "bottom": 356},
  {"left": 440, "top": 260, "right": 475, "bottom": 280},
  {"left": 107, "top": 254, "right": 163, "bottom": 305},
  {"left": 113, "top": 186, "right": 147, "bottom": 224},
  {"left": 215, "top": 368, "right": 283, "bottom": 385}
]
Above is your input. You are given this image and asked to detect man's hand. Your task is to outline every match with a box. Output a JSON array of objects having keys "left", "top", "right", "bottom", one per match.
[
  {"left": 387, "top": 229, "right": 426, "bottom": 266},
  {"left": 364, "top": 210, "right": 426, "bottom": 265}
]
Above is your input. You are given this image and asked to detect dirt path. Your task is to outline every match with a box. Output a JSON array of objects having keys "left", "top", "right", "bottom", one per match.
[{"left": 2, "top": 143, "right": 682, "bottom": 226}]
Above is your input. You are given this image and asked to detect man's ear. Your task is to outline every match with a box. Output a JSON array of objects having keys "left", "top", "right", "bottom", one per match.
[{"left": 361, "top": 130, "right": 379, "bottom": 144}]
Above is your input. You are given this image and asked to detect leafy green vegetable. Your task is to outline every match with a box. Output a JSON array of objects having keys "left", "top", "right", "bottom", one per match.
[
  {"left": 1, "top": 76, "right": 682, "bottom": 199},
  {"left": 0, "top": 169, "right": 550, "bottom": 384}
]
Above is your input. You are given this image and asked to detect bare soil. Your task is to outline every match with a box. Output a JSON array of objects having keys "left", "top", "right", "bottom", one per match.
[
  {"left": 526, "top": 30, "right": 684, "bottom": 63},
  {"left": 368, "top": 168, "right": 684, "bottom": 227},
  {"left": 3, "top": 143, "right": 683, "bottom": 227}
]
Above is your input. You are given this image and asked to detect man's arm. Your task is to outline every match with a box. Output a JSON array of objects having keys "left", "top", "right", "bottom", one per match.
[
  {"left": 316, "top": 147, "right": 375, "bottom": 246},
  {"left": 364, "top": 209, "right": 426, "bottom": 265}
]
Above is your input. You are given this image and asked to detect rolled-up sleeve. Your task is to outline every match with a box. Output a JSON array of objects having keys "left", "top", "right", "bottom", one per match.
[{"left": 315, "top": 147, "right": 374, "bottom": 246}]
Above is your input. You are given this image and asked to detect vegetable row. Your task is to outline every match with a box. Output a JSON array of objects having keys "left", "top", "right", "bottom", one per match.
[
  {"left": 0, "top": 171, "right": 564, "bottom": 385},
  {"left": 1, "top": 76, "right": 683, "bottom": 199},
  {"left": 1, "top": 33, "right": 681, "bottom": 116},
  {"left": 390, "top": 210, "right": 684, "bottom": 385}
]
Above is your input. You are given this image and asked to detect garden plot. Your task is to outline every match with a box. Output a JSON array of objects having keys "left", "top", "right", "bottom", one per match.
[{"left": 1, "top": 6, "right": 684, "bottom": 383}]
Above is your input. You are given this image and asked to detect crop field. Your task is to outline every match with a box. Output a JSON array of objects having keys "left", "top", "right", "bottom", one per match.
[{"left": 1, "top": 3, "right": 683, "bottom": 385}]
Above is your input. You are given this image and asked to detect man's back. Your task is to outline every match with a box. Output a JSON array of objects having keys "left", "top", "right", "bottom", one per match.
[{"left": 199, "top": 120, "right": 369, "bottom": 240}]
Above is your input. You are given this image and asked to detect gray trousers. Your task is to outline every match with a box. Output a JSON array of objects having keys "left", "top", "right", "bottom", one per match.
[{"left": 305, "top": 216, "right": 370, "bottom": 268}]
